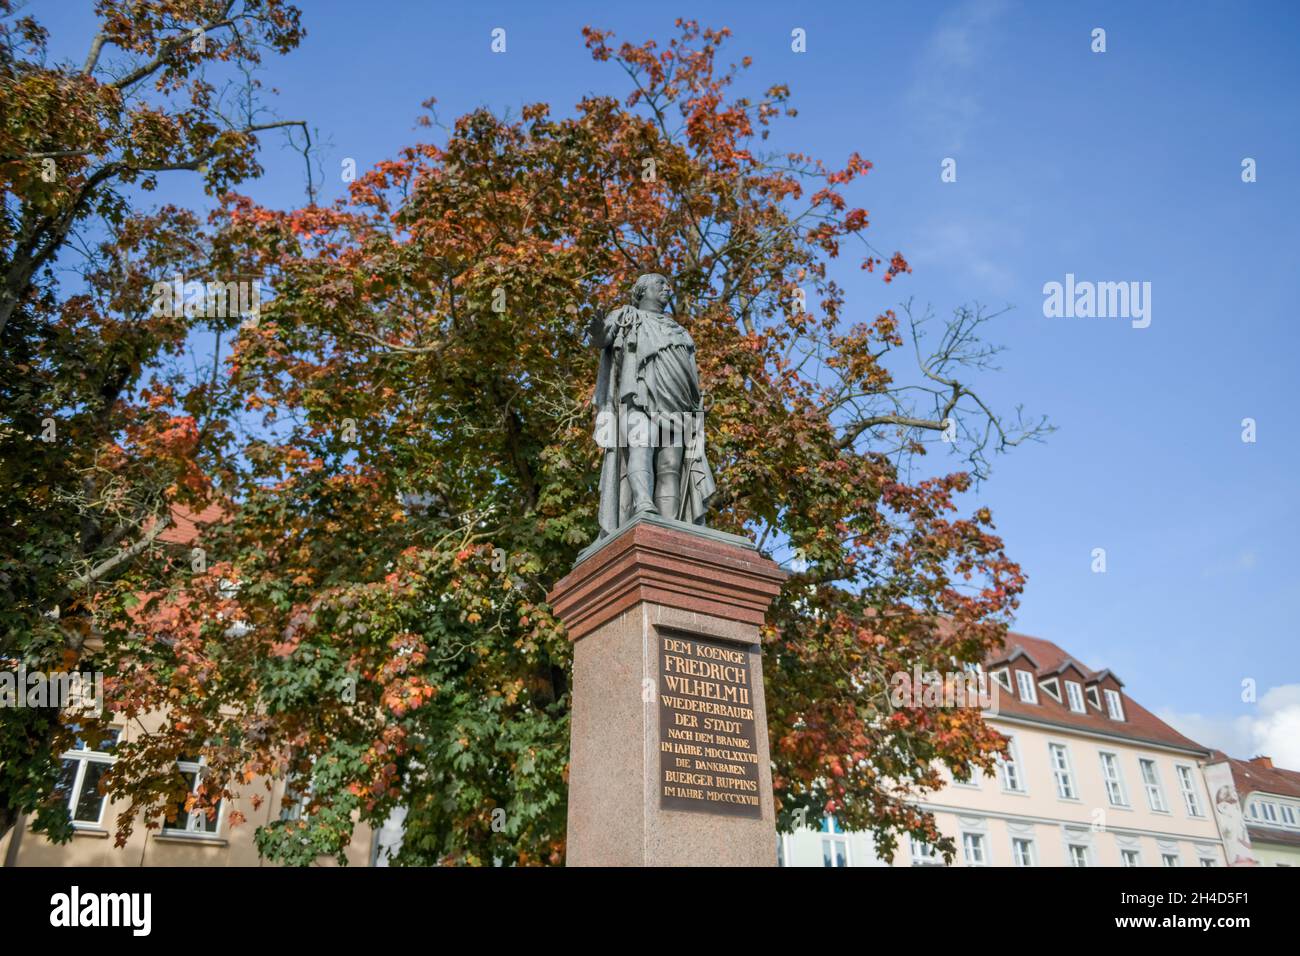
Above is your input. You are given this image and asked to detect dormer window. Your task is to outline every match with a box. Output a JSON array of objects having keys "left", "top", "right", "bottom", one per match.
[
  {"left": 1040, "top": 677, "right": 1062, "bottom": 703},
  {"left": 1085, "top": 686, "right": 1101, "bottom": 709},
  {"left": 991, "top": 668, "right": 1012, "bottom": 692},
  {"left": 1015, "top": 671, "right": 1038, "bottom": 704},
  {"left": 1104, "top": 688, "right": 1125, "bottom": 720},
  {"left": 1065, "top": 681, "right": 1086, "bottom": 713}
]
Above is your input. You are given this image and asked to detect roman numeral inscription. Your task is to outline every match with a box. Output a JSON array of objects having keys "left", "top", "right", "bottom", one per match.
[{"left": 658, "top": 631, "right": 763, "bottom": 818}]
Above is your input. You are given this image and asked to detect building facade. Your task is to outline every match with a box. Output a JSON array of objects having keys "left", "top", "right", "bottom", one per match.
[
  {"left": 1204, "top": 754, "right": 1300, "bottom": 867},
  {"left": 0, "top": 708, "right": 375, "bottom": 867},
  {"left": 1, "top": 506, "right": 375, "bottom": 867},
  {"left": 782, "top": 632, "right": 1228, "bottom": 867}
]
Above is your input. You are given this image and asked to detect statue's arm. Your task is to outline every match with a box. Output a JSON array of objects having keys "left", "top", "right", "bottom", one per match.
[{"left": 586, "top": 308, "right": 623, "bottom": 349}]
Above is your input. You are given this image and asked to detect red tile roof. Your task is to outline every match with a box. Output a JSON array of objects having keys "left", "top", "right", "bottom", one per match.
[
  {"left": 1216, "top": 754, "right": 1300, "bottom": 801},
  {"left": 158, "top": 501, "right": 226, "bottom": 545},
  {"left": 983, "top": 631, "right": 1208, "bottom": 754},
  {"left": 1203, "top": 755, "right": 1300, "bottom": 847},
  {"left": 1246, "top": 825, "right": 1300, "bottom": 848}
]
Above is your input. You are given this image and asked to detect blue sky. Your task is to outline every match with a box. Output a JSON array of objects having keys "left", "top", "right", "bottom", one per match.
[{"left": 35, "top": 1, "right": 1300, "bottom": 763}]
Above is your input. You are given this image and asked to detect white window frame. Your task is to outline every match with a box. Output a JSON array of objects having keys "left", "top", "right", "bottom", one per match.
[
  {"left": 1049, "top": 742, "right": 1078, "bottom": 800},
  {"left": 997, "top": 737, "right": 1026, "bottom": 793},
  {"left": 1161, "top": 851, "right": 1181, "bottom": 867},
  {"left": 1282, "top": 804, "right": 1297, "bottom": 827},
  {"left": 1175, "top": 764, "right": 1204, "bottom": 818},
  {"left": 281, "top": 781, "right": 312, "bottom": 823},
  {"left": 1104, "top": 688, "right": 1125, "bottom": 720},
  {"left": 951, "top": 761, "right": 981, "bottom": 789},
  {"left": 1120, "top": 847, "right": 1142, "bottom": 867},
  {"left": 1085, "top": 685, "right": 1101, "bottom": 709},
  {"left": 1067, "top": 843, "right": 1090, "bottom": 867},
  {"left": 58, "top": 729, "right": 120, "bottom": 829},
  {"left": 820, "top": 815, "right": 850, "bottom": 868},
  {"left": 1065, "top": 680, "right": 1086, "bottom": 713},
  {"left": 1099, "top": 751, "right": 1129, "bottom": 806},
  {"left": 1011, "top": 837, "right": 1035, "bottom": 867},
  {"left": 820, "top": 839, "right": 849, "bottom": 867},
  {"left": 961, "top": 831, "right": 988, "bottom": 867},
  {"left": 162, "top": 754, "right": 224, "bottom": 838},
  {"left": 910, "top": 838, "right": 943, "bottom": 867},
  {"left": 1015, "top": 670, "right": 1038, "bottom": 704},
  {"left": 1139, "top": 757, "right": 1169, "bottom": 813},
  {"left": 1260, "top": 801, "right": 1279, "bottom": 823},
  {"left": 280, "top": 756, "right": 317, "bottom": 824}
]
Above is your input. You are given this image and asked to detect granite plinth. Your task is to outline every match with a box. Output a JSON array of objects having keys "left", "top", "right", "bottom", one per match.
[{"left": 550, "top": 518, "right": 788, "bottom": 866}]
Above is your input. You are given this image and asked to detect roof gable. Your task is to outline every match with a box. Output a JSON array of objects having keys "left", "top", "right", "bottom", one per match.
[{"left": 982, "top": 631, "right": 1206, "bottom": 753}]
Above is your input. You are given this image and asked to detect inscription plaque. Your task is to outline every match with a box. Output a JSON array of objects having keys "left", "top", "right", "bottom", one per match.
[{"left": 657, "top": 629, "right": 763, "bottom": 818}]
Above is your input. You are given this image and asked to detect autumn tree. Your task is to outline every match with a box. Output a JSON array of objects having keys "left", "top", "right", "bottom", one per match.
[
  {"left": 0, "top": 0, "right": 308, "bottom": 843},
  {"left": 4, "top": 14, "right": 1048, "bottom": 865},
  {"left": 80, "top": 21, "right": 1051, "bottom": 866}
]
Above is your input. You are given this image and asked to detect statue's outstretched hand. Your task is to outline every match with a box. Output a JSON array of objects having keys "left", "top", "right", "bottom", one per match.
[
  {"left": 587, "top": 308, "right": 628, "bottom": 347},
  {"left": 586, "top": 312, "right": 611, "bottom": 346}
]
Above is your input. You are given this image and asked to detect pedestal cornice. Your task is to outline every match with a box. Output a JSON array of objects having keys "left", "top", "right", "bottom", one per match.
[{"left": 548, "top": 518, "right": 788, "bottom": 642}]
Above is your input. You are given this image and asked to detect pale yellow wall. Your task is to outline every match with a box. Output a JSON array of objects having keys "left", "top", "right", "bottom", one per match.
[
  {"left": 0, "top": 713, "right": 373, "bottom": 868},
  {"left": 896, "top": 811, "right": 1222, "bottom": 867},
  {"left": 902, "top": 717, "right": 1226, "bottom": 866},
  {"left": 778, "top": 715, "right": 1228, "bottom": 866},
  {"left": 1251, "top": 841, "right": 1300, "bottom": 867}
]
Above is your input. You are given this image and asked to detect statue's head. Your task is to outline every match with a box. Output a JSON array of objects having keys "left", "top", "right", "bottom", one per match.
[{"left": 631, "top": 273, "right": 672, "bottom": 311}]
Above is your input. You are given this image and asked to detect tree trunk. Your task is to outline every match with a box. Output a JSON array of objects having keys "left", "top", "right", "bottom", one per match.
[{"left": 0, "top": 802, "right": 20, "bottom": 865}]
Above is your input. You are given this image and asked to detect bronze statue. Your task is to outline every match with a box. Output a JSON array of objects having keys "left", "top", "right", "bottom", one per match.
[{"left": 588, "top": 273, "right": 715, "bottom": 537}]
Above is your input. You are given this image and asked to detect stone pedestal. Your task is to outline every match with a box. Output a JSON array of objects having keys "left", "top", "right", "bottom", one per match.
[{"left": 549, "top": 514, "right": 787, "bottom": 867}]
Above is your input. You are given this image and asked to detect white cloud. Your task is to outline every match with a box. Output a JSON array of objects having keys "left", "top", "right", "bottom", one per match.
[
  {"left": 1157, "top": 709, "right": 1254, "bottom": 758},
  {"left": 1159, "top": 683, "right": 1300, "bottom": 771},
  {"left": 908, "top": 218, "right": 1020, "bottom": 295},
  {"left": 907, "top": 0, "right": 1010, "bottom": 153},
  {"left": 1200, "top": 548, "right": 1260, "bottom": 578},
  {"left": 903, "top": 2, "right": 1020, "bottom": 296}
]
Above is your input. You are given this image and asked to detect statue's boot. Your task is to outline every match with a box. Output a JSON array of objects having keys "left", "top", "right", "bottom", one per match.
[
  {"left": 654, "top": 474, "right": 681, "bottom": 520},
  {"left": 625, "top": 414, "right": 658, "bottom": 518},
  {"left": 655, "top": 447, "right": 684, "bottom": 520},
  {"left": 627, "top": 463, "right": 658, "bottom": 518}
]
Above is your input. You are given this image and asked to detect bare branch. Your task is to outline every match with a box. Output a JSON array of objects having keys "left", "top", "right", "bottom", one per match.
[{"left": 57, "top": 513, "right": 172, "bottom": 604}]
